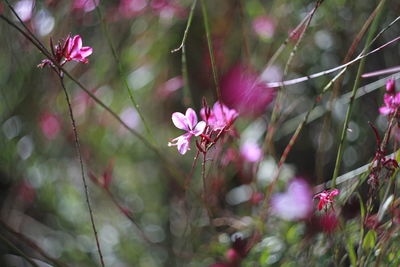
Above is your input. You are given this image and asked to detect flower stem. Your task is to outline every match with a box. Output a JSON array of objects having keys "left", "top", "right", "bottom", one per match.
[
  {"left": 200, "top": 0, "right": 221, "bottom": 102},
  {"left": 59, "top": 77, "right": 105, "bottom": 267},
  {"left": 332, "top": 0, "right": 386, "bottom": 188}
]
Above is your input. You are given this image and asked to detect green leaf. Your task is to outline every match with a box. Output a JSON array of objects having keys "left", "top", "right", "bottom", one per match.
[
  {"left": 346, "top": 237, "right": 357, "bottom": 267},
  {"left": 362, "top": 230, "right": 377, "bottom": 250},
  {"left": 259, "top": 249, "right": 269, "bottom": 266}
]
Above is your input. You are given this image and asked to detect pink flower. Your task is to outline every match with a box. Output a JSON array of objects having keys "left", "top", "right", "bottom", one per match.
[
  {"left": 252, "top": 16, "right": 275, "bottom": 39},
  {"left": 271, "top": 178, "right": 313, "bottom": 221},
  {"left": 200, "top": 101, "right": 238, "bottom": 131},
  {"left": 221, "top": 64, "right": 275, "bottom": 117},
  {"left": 314, "top": 188, "right": 340, "bottom": 211},
  {"left": 168, "top": 108, "right": 206, "bottom": 155},
  {"left": 240, "top": 142, "right": 263, "bottom": 163},
  {"left": 64, "top": 35, "right": 93, "bottom": 63},
  {"left": 379, "top": 79, "right": 399, "bottom": 116},
  {"left": 386, "top": 79, "right": 396, "bottom": 93}
]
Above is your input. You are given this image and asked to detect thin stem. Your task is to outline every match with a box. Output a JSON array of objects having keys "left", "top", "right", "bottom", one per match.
[
  {"left": 171, "top": 0, "right": 198, "bottom": 53},
  {"left": 59, "top": 77, "right": 105, "bottom": 267},
  {"left": 0, "top": 233, "right": 40, "bottom": 267},
  {"left": 93, "top": 2, "right": 156, "bottom": 145},
  {"left": 200, "top": 0, "right": 221, "bottom": 101},
  {"left": 201, "top": 152, "right": 212, "bottom": 219},
  {"left": 332, "top": 0, "right": 386, "bottom": 188}
]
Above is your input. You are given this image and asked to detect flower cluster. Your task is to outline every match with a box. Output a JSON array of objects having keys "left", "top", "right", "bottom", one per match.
[
  {"left": 379, "top": 79, "right": 399, "bottom": 117},
  {"left": 38, "top": 34, "right": 92, "bottom": 69},
  {"left": 314, "top": 189, "right": 340, "bottom": 211},
  {"left": 168, "top": 101, "right": 238, "bottom": 155},
  {"left": 168, "top": 108, "right": 206, "bottom": 155}
]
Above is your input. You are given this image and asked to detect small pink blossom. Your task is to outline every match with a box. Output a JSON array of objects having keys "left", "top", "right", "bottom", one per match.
[
  {"left": 168, "top": 108, "right": 206, "bottom": 155},
  {"left": 271, "top": 178, "right": 313, "bottom": 221},
  {"left": 386, "top": 79, "right": 396, "bottom": 93},
  {"left": 200, "top": 101, "right": 238, "bottom": 131},
  {"left": 64, "top": 35, "right": 93, "bottom": 63},
  {"left": 379, "top": 79, "right": 399, "bottom": 116},
  {"left": 240, "top": 142, "right": 263, "bottom": 163},
  {"left": 314, "top": 188, "right": 340, "bottom": 211},
  {"left": 252, "top": 16, "right": 275, "bottom": 39}
]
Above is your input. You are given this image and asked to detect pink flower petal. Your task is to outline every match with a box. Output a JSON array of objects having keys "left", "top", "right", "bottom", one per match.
[
  {"left": 192, "top": 121, "right": 206, "bottom": 136},
  {"left": 185, "top": 108, "right": 198, "bottom": 130},
  {"left": 329, "top": 189, "right": 340, "bottom": 197},
  {"left": 172, "top": 112, "right": 189, "bottom": 131},
  {"left": 177, "top": 136, "right": 190, "bottom": 155},
  {"left": 379, "top": 106, "right": 391, "bottom": 115},
  {"left": 80, "top": 46, "right": 93, "bottom": 58}
]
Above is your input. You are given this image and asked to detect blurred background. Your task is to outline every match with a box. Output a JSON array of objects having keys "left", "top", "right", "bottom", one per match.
[{"left": 0, "top": 0, "right": 400, "bottom": 266}]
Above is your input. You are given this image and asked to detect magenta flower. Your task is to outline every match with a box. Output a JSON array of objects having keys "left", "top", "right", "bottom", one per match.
[
  {"left": 64, "top": 35, "right": 93, "bottom": 63},
  {"left": 168, "top": 108, "right": 206, "bottom": 155},
  {"left": 314, "top": 189, "right": 340, "bottom": 211},
  {"left": 271, "top": 178, "right": 313, "bottom": 221},
  {"left": 379, "top": 79, "right": 400, "bottom": 116},
  {"left": 200, "top": 101, "right": 238, "bottom": 131}
]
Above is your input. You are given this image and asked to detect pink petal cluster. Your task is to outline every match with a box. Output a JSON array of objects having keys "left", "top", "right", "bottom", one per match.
[
  {"left": 64, "top": 35, "right": 93, "bottom": 63},
  {"left": 200, "top": 101, "right": 238, "bottom": 131},
  {"left": 314, "top": 188, "right": 340, "bottom": 211},
  {"left": 379, "top": 79, "right": 399, "bottom": 116},
  {"left": 221, "top": 64, "right": 275, "bottom": 117},
  {"left": 168, "top": 108, "right": 206, "bottom": 155},
  {"left": 271, "top": 178, "right": 313, "bottom": 221}
]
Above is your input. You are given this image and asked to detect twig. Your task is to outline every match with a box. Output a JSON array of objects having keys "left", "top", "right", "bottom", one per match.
[
  {"left": 171, "top": 0, "right": 198, "bottom": 53},
  {"left": 59, "top": 77, "right": 105, "bottom": 267}
]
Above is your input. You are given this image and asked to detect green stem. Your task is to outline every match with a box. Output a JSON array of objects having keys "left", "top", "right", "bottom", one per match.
[
  {"left": 200, "top": 0, "right": 221, "bottom": 101},
  {"left": 332, "top": 0, "right": 386, "bottom": 188},
  {"left": 172, "top": 0, "right": 198, "bottom": 107}
]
